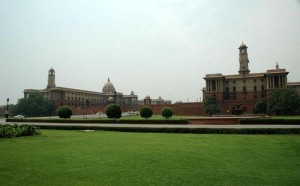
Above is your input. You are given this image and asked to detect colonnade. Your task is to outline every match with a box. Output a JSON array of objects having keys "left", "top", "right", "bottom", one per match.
[
  {"left": 267, "top": 75, "right": 287, "bottom": 89},
  {"left": 206, "top": 79, "right": 223, "bottom": 92}
]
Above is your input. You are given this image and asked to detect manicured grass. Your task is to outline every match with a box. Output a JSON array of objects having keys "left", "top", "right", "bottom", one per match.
[
  {"left": 1, "top": 130, "right": 299, "bottom": 185},
  {"left": 271, "top": 115, "right": 300, "bottom": 119}
]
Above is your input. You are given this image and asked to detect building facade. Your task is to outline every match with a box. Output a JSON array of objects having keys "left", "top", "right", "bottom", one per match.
[
  {"left": 24, "top": 68, "right": 138, "bottom": 109},
  {"left": 203, "top": 42, "right": 297, "bottom": 114},
  {"left": 138, "top": 95, "right": 172, "bottom": 106}
]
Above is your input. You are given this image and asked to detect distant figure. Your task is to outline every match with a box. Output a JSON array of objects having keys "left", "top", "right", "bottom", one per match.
[{"left": 209, "top": 112, "right": 213, "bottom": 117}]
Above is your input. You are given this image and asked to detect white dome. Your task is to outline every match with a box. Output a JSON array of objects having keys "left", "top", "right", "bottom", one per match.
[{"left": 102, "top": 78, "right": 116, "bottom": 94}]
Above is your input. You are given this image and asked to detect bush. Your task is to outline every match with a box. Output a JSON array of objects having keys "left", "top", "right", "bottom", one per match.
[
  {"left": 0, "top": 124, "right": 40, "bottom": 138},
  {"left": 140, "top": 106, "right": 153, "bottom": 120},
  {"left": 161, "top": 107, "right": 173, "bottom": 119},
  {"left": 57, "top": 106, "right": 72, "bottom": 119},
  {"left": 105, "top": 104, "right": 122, "bottom": 120}
]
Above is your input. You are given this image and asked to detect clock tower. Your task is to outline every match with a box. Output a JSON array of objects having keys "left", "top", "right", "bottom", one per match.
[
  {"left": 238, "top": 42, "right": 250, "bottom": 75},
  {"left": 47, "top": 67, "right": 56, "bottom": 89}
]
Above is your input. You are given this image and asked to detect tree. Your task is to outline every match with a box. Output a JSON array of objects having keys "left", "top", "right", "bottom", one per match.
[
  {"left": 105, "top": 104, "right": 122, "bottom": 120},
  {"left": 57, "top": 106, "right": 72, "bottom": 119},
  {"left": 255, "top": 98, "right": 267, "bottom": 114},
  {"left": 203, "top": 96, "right": 220, "bottom": 116},
  {"left": 268, "top": 87, "right": 300, "bottom": 115},
  {"left": 11, "top": 92, "right": 54, "bottom": 117},
  {"left": 140, "top": 106, "right": 153, "bottom": 120},
  {"left": 161, "top": 107, "right": 173, "bottom": 119}
]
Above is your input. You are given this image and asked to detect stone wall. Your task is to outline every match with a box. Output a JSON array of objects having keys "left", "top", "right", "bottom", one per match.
[{"left": 70, "top": 102, "right": 204, "bottom": 116}]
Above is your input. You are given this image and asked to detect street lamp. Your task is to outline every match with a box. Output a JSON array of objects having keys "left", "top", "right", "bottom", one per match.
[{"left": 6, "top": 98, "right": 9, "bottom": 119}]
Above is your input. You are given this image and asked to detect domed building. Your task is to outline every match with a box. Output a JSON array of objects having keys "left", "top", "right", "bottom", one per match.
[
  {"left": 102, "top": 78, "right": 116, "bottom": 94},
  {"left": 24, "top": 69, "right": 138, "bottom": 109}
]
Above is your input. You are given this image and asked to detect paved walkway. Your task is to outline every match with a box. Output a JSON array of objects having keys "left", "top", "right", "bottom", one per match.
[{"left": 2, "top": 121, "right": 300, "bottom": 129}]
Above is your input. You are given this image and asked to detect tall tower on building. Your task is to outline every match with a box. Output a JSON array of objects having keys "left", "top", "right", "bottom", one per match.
[
  {"left": 238, "top": 42, "right": 250, "bottom": 75},
  {"left": 47, "top": 67, "right": 56, "bottom": 89}
]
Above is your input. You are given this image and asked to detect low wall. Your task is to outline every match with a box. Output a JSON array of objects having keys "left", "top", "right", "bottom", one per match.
[{"left": 70, "top": 102, "right": 204, "bottom": 116}]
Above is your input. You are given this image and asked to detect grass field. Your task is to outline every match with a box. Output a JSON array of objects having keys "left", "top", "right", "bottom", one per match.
[
  {"left": 1, "top": 130, "right": 300, "bottom": 185},
  {"left": 271, "top": 116, "right": 300, "bottom": 119}
]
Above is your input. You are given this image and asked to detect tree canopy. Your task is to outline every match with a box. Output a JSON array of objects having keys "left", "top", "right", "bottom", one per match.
[
  {"left": 161, "top": 107, "right": 173, "bottom": 119},
  {"left": 11, "top": 92, "right": 54, "bottom": 117},
  {"left": 255, "top": 98, "right": 267, "bottom": 114},
  {"left": 105, "top": 104, "right": 122, "bottom": 120},
  {"left": 203, "top": 96, "right": 220, "bottom": 115},
  {"left": 57, "top": 106, "right": 72, "bottom": 119},
  {"left": 140, "top": 106, "right": 153, "bottom": 120},
  {"left": 268, "top": 87, "right": 299, "bottom": 115}
]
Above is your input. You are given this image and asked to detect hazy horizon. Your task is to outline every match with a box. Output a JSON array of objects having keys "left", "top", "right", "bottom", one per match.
[{"left": 1, "top": 0, "right": 300, "bottom": 105}]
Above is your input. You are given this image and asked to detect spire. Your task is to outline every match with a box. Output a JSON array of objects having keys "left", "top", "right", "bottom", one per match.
[
  {"left": 108, "top": 77, "right": 110, "bottom": 82},
  {"left": 276, "top": 63, "right": 279, "bottom": 69}
]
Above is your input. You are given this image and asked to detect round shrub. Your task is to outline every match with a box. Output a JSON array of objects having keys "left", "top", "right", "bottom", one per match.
[
  {"left": 57, "top": 106, "right": 72, "bottom": 119},
  {"left": 161, "top": 107, "right": 173, "bottom": 119},
  {"left": 140, "top": 106, "right": 153, "bottom": 120},
  {"left": 105, "top": 104, "right": 122, "bottom": 119}
]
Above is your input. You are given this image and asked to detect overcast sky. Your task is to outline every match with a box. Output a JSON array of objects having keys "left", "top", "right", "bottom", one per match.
[{"left": 1, "top": 0, "right": 300, "bottom": 105}]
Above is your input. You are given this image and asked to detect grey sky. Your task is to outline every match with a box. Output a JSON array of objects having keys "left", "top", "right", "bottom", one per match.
[{"left": 1, "top": 0, "right": 300, "bottom": 105}]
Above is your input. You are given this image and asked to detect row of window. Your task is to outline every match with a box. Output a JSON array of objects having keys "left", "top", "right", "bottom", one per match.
[
  {"left": 225, "top": 85, "right": 265, "bottom": 92},
  {"left": 223, "top": 93, "right": 266, "bottom": 100},
  {"left": 225, "top": 78, "right": 264, "bottom": 84},
  {"left": 65, "top": 92, "right": 101, "bottom": 98}
]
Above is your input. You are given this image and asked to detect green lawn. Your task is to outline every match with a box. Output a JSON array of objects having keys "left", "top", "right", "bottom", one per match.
[
  {"left": 271, "top": 115, "right": 300, "bottom": 119},
  {"left": 1, "top": 130, "right": 299, "bottom": 185}
]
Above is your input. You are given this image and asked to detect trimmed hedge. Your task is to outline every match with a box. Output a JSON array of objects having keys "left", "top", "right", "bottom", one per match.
[
  {"left": 240, "top": 119, "right": 300, "bottom": 125},
  {"left": 105, "top": 104, "right": 122, "bottom": 119},
  {"left": 36, "top": 125, "right": 300, "bottom": 134},
  {"left": 57, "top": 106, "right": 72, "bottom": 119},
  {"left": 6, "top": 118, "right": 189, "bottom": 124},
  {"left": 0, "top": 124, "right": 40, "bottom": 138},
  {"left": 140, "top": 106, "right": 153, "bottom": 120}
]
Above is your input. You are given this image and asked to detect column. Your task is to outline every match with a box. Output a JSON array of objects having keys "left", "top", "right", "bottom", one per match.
[
  {"left": 208, "top": 80, "right": 210, "bottom": 92},
  {"left": 206, "top": 81, "right": 208, "bottom": 93}
]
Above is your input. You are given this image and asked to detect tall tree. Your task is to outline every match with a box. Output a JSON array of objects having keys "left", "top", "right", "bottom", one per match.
[
  {"left": 11, "top": 92, "right": 54, "bottom": 117},
  {"left": 203, "top": 96, "right": 220, "bottom": 116},
  {"left": 255, "top": 98, "right": 267, "bottom": 114},
  {"left": 268, "top": 87, "right": 299, "bottom": 115}
]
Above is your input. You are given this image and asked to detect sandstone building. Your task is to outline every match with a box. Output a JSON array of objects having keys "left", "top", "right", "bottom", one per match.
[
  {"left": 203, "top": 42, "right": 298, "bottom": 114},
  {"left": 24, "top": 68, "right": 138, "bottom": 109}
]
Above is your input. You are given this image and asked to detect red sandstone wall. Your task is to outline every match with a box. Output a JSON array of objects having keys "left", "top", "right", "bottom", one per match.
[
  {"left": 149, "top": 103, "right": 204, "bottom": 116},
  {"left": 69, "top": 100, "right": 258, "bottom": 116},
  {"left": 70, "top": 103, "right": 204, "bottom": 116}
]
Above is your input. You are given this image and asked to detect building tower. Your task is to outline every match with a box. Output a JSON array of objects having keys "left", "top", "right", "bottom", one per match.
[
  {"left": 238, "top": 42, "right": 250, "bottom": 75},
  {"left": 47, "top": 67, "right": 56, "bottom": 89}
]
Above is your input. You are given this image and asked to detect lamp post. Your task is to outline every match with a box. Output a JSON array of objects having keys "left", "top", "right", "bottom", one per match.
[{"left": 6, "top": 98, "right": 9, "bottom": 119}]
